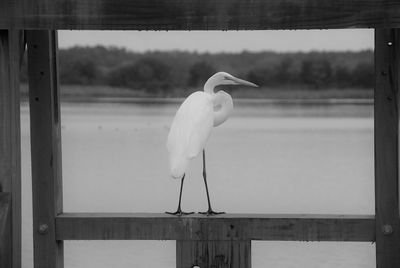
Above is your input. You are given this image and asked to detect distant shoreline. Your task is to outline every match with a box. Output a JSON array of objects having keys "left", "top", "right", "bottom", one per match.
[
  {"left": 20, "top": 84, "right": 374, "bottom": 105},
  {"left": 20, "top": 96, "right": 373, "bottom": 105}
]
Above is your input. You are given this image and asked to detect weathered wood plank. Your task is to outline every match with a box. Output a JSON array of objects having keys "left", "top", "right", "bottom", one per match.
[
  {"left": 177, "top": 240, "right": 251, "bottom": 268},
  {"left": 55, "top": 213, "right": 375, "bottom": 241},
  {"left": 1, "top": 0, "right": 400, "bottom": 30},
  {"left": 0, "top": 30, "right": 23, "bottom": 268},
  {"left": 0, "top": 193, "right": 11, "bottom": 268},
  {"left": 27, "top": 30, "right": 63, "bottom": 268},
  {"left": 374, "top": 29, "right": 400, "bottom": 268}
]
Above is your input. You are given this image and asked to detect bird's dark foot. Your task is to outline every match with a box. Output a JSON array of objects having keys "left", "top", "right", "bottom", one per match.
[
  {"left": 166, "top": 209, "right": 194, "bottom": 216},
  {"left": 199, "top": 209, "right": 225, "bottom": 216}
]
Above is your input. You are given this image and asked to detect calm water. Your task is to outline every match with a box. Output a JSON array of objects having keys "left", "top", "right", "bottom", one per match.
[{"left": 21, "top": 101, "right": 375, "bottom": 267}]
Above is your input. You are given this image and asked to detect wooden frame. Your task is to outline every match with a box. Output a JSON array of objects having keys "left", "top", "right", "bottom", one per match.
[
  {"left": 0, "top": 30, "right": 23, "bottom": 268},
  {"left": 0, "top": 193, "right": 12, "bottom": 268},
  {"left": 56, "top": 213, "right": 375, "bottom": 241},
  {"left": 1, "top": 1, "right": 400, "bottom": 267},
  {"left": 27, "top": 30, "right": 64, "bottom": 268},
  {"left": 374, "top": 29, "right": 400, "bottom": 268},
  {"left": 1, "top": 0, "right": 400, "bottom": 30}
]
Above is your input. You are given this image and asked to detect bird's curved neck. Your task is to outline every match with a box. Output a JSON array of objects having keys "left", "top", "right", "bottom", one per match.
[
  {"left": 204, "top": 77, "right": 233, "bottom": 126},
  {"left": 212, "top": 92, "right": 233, "bottom": 127},
  {"left": 204, "top": 78, "right": 217, "bottom": 94}
]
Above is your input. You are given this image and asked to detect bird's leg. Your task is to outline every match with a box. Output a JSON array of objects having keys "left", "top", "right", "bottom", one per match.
[
  {"left": 199, "top": 150, "right": 225, "bottom": 216},
  {"left": 166, "top": 174, "right": 194, "bottom": 216}
]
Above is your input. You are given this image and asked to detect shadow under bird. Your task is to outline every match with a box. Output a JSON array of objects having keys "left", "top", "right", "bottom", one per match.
[{"left": 166, "top": 72, "right": 258, "bottom": 216}]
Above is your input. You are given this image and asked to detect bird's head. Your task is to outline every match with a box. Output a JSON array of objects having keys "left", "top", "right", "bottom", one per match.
[{"left": 204, "top": 72, "right": 258, "bottom": 93}]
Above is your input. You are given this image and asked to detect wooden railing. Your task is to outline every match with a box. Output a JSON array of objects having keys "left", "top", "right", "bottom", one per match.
[
  {"left": 1, "top": 1, "right": 400, "bottom": 267},
  {"left": 55, "top": 213, "right": 375, "bottom": 241}
]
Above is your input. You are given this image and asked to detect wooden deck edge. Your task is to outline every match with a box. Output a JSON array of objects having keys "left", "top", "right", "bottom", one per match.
[{"left": 56, "top": 213, "right": 376, "bottom": 242}]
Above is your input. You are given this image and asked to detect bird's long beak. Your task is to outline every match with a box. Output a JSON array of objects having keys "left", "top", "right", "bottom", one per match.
[{"left": 229, "top": 76, "right": 258, "bottom": 87}]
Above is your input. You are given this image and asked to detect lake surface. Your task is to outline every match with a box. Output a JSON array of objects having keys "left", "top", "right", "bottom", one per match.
[{"left": 20, "top": 100, "right": 375, "bottom": 267}]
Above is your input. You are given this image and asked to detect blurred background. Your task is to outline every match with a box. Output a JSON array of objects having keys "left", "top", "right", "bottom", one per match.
[
  {"left": 20, "top": 30, "right": 375, "bottom": 268},
  {"left": 20, "top": 30, "right": 374, "bottom": 100}
]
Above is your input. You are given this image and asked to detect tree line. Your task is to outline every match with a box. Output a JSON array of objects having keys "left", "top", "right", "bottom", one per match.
[{"left": 21, "top": 46, "right": 373, "bottom": 96}]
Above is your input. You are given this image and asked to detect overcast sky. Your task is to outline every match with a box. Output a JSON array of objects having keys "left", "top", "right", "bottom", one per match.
[{"left": 59, "top": 29, "right": 373, "bottom": 53}]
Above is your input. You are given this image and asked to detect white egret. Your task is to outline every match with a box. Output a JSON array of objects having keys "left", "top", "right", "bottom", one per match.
[{"left": 166, "top": 72, "right": 258, "bottom": 216}]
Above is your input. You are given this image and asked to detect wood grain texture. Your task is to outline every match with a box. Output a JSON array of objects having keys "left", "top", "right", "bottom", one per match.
[
  {"left": 177, "top": 240, "right": 251, "bottom": 268},
  {"left": 55, "top": 213, "right": 375, "bottom": 241},
  {"left": 374, "top": 29, "right": 400, "bottom": 268},
  {"left": 27, "top": 30, "right": 63, "bottom": 268},
  {"left": 0, "top": 193, "right": 11, "bottom": 268},
  {"left": 0, "top": 30, "right": 22, "bottom": 268},
  {"left": 1, "top": 0, "right": 400, "bottom": 30}
]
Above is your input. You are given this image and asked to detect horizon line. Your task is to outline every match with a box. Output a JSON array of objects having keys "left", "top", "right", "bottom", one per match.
[{"left": 57, "top": 44, "right": 374, "bottom": 54}]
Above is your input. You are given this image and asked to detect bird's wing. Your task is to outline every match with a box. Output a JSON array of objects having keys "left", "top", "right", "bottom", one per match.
[
  {"left": 167, "top": 91, "right": 213, "bottom": 157},
  {"left": 167, "top": 92, "right": 213, "bottom": 178},
  {"left": 185, "top": 99, "right": 214, "bottom": 158}
]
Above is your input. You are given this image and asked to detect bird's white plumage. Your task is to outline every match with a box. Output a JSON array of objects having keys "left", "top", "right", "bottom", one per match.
[
  {"left": 167, "top": 91, "right": 214, "bottom": 179},
  {"left": 166, "top": 72, "right": 257, "bottom": 180}
]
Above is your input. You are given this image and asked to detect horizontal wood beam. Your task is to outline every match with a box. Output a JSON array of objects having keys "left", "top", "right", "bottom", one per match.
[
  {"left": 1, "top": 0, "right": 400, "bottom": 30},
  {"left": 56, "top": 213, "right": 375, "bottom": 242}
]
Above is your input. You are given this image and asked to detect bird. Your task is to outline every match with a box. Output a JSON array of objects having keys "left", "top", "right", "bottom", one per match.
[{"left": 166, "top": 72, "right": 258, "bottom": 216}]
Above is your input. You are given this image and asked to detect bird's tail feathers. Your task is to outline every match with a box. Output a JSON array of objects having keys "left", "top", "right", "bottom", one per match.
[{"left": 169, "top": 157, "right": 189, "bottom": 179}]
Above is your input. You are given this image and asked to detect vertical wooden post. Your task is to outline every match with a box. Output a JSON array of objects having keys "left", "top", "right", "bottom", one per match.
[
  {"left": 177, "top": 240, "right": 251, "bottom": 268},
  {"left": 27, "top": 30, "right": 63, "bottom": 268},
  {"left": 374, "top": 29, "right": 400, "bottom": 268},
  {"left": 0, "top": 193, "right": 12, "bottom": 268},
  {"left": 0, "top": 30, "right": 23, "bottom": 268}
]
